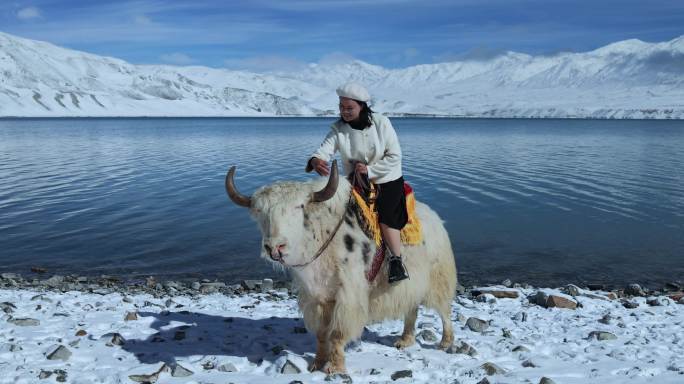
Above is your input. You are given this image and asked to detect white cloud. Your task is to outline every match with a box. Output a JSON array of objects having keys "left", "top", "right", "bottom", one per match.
[
  {"left": 17, "top": 6, "right": 41, "bottom": 20},
  {"left": 133, "top": 14, "right": 153, "bottom": 26},
  {"left": 160, "top": 52, "right": 194, "bottom": 65},
  {"left": 404, "top": 47, "right": 419, "bottom": 58},
  {"left": 223, "top": 55, "right": 308, "bottom": 72},
  {"left": 318, "top": 52, "right": 356, "bottom": 66}
]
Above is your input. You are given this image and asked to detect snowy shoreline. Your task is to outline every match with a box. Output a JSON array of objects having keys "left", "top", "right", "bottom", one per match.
[{"left": 2, "top": 273, "right": 684, "bottom": 383}]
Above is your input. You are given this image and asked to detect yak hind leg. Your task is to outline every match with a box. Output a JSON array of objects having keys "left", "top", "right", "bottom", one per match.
[{"left": 394, "top": 306, "right": 418, "bottom": 349}]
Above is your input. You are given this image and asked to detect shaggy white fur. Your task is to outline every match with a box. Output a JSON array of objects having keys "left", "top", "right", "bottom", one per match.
[{"left": 246, "top": 175, "right": 458, "bottom": 373}]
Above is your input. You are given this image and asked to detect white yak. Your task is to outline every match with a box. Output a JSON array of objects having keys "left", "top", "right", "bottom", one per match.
[{"left": 225, "top": 160, "right": 457, "bottom": 373}]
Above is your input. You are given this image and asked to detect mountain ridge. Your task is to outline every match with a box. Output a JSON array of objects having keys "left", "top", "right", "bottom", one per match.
[{"left": 1, "top": 31, "right": 683, "bottom": 118}]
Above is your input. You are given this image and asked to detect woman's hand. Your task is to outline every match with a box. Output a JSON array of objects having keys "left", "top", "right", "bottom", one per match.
[
  {"left": 311, "top": 157, "right": 330, "bottom": 176},
  {"left": 355, "top": 162, "right": 368, "bottom": 174}
]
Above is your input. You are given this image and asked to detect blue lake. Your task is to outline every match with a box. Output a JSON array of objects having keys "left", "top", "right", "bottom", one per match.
[{"left": 1, "top": 117, "right": 683, "bottom": 287}]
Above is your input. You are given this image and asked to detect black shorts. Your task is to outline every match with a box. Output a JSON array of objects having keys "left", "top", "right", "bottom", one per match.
[{"left": 376, "top": 176, "right": 408, "bottom": 230}]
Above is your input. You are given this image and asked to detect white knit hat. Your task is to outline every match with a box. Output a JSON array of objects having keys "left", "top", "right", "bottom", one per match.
[{"left": 336, "top": 82, "right": 370, "bottom": 102}]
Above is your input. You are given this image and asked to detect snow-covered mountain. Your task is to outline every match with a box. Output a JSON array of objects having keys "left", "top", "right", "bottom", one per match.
[{"left": 1, "top": 31, "right": 683, "bottom": 118}]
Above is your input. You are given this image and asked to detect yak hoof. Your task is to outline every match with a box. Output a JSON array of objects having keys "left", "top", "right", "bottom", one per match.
[
  {"left": 394, "top": 335, "right": 416, "bottom": 349},
  {"left": 438, "top": 338, "right": 453, "bottom": 351},
  {"left": 308, "top": 358, "right": 327, "bottom": 372},
  {"left": 323, "top": 361, "right": 346, "bottom": 374}
]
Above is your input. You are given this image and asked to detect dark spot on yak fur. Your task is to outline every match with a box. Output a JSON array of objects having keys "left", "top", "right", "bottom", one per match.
[
  {"left": 362, "top": 242, "right": 371, "bottom": 265},
  {"left": 343, "top": 234, "right": 354, "bottom": 252},
  {"left": 343, "top": 257, "right": 348, "bottom": 264},
  {"left": 326, "top": 229, "right": 331, "bottom": 234}
]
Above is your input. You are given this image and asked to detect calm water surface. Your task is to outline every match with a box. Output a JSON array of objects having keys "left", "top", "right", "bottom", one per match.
[{"left": 1, "top": 117, "right": 683, "bottom": 287}]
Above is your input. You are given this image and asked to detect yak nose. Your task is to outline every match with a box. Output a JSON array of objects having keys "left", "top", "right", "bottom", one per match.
[{"left": 264, "top": 241, "right": 287, "bottom": 260}]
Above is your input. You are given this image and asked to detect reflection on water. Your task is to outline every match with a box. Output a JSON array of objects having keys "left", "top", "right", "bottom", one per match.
[{"left": 0, "top": 117, "right": 683, "bottom": 287}]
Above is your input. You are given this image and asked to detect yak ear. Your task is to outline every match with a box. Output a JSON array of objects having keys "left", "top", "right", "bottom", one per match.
[
  {"left": 311, "top": 160, "right": 339, "bottom": 203},
  {"left": 225, "top": 166, "right": 252, "bottom": 207}
]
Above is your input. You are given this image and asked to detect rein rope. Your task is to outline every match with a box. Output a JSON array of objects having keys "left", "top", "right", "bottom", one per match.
[{"left": 288, "top": 191, "right": 353, "bottom": 269}]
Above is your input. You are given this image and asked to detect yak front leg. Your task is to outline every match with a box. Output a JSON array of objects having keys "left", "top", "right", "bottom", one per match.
[
  {"left": 309, "top": 301, "right": 334, "bottom": 372},
  {"left": 324, "top": 329, "right": 347, "bottom": 374}
]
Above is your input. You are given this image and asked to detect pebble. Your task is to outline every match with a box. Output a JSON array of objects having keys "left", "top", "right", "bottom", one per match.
[
  {"left": 625, "top": 283, "right": 646, "bottom": 297},
  {"left": 170, "top": 363, "right": 194, "bottom": 377},
  {"left": 417, "top": 329, "right": 438, "bottom": 343},
  {"left": 46, "top": 345, "right": 72, "bottom": 361},
  {"left": 8, "top": 317, "right": 40, "bottom": 326},
  {"left": 475, "top": 293, "right": 498, "bottom": 303},
  {"left": 466, "top": 317, "right": 489, "bottom": 333},
  {"left": 242, "top": 279, "right": 263, "bottom": 291},
  {"left": 480, "top": 362, "right": 506, "bottom": 376},
  {"left": 326, "top": 373, "right": 353, "bottom": 383},
  {"left": 528, "top": 291, "right": 549, "bottom": 306},
  {"left": 38, "top": 370, "right": 52, "bottom": 379},
  {"left": 280, "top": 359, "right": 301, "bottom": 374},
  {"left": 262, "top": 278, "right": 274, "bottom": 291},
  {"left": 390, "top": 369, "right": 412, "bottom": 380},
  {"left": 647, "top": 296, "right": 671, "bottom": 306},
  {"left": 522, "top": 359, "right": 538, "bottom": 368},
  {"left": 546, "top": 295, "right": 578, "bottom": 310},
  {"left": 512, "top": 345, "right": 530, "bottom": 353},
  {"left": 564, "top": 284, "right": 581, "bottom": 297},
  {"left": 539, "top": 377, "right": 557, "bottom": 384},
  {"left": 598, "top": 313, "right": 613, "bottom": 324},
  {"left": 109, "top": 333, "right": 126, "bottom": 346},
  {"left": 446, "top": 340, "right": 478, "bottom": 356},
  {"left": 472, "top": 289, "right": 519, "bottom": 299},
  {"left": 218, "top": 363, "right": 238, "bottom": 372},
  {"left": 588, "top": 331, "right": 617, "bottom": 341},
  {"left": 0, "top": 302, "right": 16, "bottom": 314}
]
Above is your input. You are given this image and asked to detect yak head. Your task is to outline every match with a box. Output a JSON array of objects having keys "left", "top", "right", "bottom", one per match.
[{"left": 225, "top": 161, "right": 347, "bottom": 268}]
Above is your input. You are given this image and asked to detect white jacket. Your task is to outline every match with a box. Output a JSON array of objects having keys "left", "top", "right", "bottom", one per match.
[{"left": 307, "top": 114, "right": 402, "bottom": 184}]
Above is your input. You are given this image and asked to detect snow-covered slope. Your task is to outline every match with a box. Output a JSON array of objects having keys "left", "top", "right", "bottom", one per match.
[{"left": 1, "top": 31, "right": 683, "bottom": 118}]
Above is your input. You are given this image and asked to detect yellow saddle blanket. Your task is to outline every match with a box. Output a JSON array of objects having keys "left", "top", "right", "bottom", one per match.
[{"left": 350, "top": 182, "right": 422, "bottom": 247}]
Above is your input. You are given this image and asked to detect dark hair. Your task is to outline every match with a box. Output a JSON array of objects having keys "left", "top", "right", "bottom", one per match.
[{"left": 339, "top": 100, "right": 374, "bottom": 128}]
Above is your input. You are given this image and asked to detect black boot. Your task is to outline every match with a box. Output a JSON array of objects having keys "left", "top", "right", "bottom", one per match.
[{"left": 388, "top": 255, "right": 409, "bottom": 284}]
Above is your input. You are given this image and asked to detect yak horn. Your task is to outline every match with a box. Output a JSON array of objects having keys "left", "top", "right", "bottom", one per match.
[
  {"left": 225, "top": 166, "right": 252, "bottom": 207},
  {"left": 312, "top": 160, "right": 339, "bottom": 203}
]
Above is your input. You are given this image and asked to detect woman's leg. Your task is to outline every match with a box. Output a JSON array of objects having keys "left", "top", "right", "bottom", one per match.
[
  {"left": 380, "top": 223, "right": 402, "bottom": 257},
  {"left": 382, "top": 223, "right": 409, "bottom": 283}
]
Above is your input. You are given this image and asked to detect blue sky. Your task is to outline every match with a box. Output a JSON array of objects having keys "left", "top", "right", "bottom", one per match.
[{"left": 1, "top": 0, "right": 683, "bottom": 70}]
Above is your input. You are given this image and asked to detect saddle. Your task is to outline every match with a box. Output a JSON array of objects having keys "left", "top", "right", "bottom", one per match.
[
  {"left": 348, "top": 170, "right": 422, "bottom": 247},
  {"left": 347, "top": 170, "right": 423, "bottom": 282}
]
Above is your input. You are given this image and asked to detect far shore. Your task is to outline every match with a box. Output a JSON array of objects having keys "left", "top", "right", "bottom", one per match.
[{"left": 1, "top": 114, "right": 684, "bottom": 121}]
